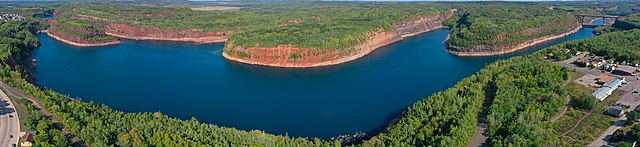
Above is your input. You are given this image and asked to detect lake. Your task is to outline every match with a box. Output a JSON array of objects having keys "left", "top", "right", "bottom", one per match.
[{"left": 33, "top": 27, "right": 595, "bottom": 139}]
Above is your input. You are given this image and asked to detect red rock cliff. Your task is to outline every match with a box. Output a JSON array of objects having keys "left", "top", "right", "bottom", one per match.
[
  {"left": 448, "top": 17, "right": 582, "bottom": 56},
  {"left": 223, "top": 10, "right": 456, "bottom": 68},
  {"left": 104, "top": 24, "right": 235, "bottom": 43}
]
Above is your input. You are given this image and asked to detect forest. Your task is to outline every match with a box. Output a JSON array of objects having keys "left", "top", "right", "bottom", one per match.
[
  {"left": 542, "top": 29, "right": 640, "bottom": 65},
  {"left": 1, "top": 1, "right": 639, "bottom": 146},
  {"left": 1, "top": 18, "right": 579, "bottom": 146},
  {"left": 447, "top": 4, "right": 578, "bottom": 52},
  {"left": 56, "top": 3, "right": 449, "bottom": 49}
]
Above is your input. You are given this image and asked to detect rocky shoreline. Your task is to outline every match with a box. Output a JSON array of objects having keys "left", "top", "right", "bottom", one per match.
[
  {"left": 223, "top": 10, "right": 456, "bottom": 68},
  {"left": 447, "top": 24, "right": 583, "bottom": 56},
  {"left": 104, "top": 23, "right": 232, "bottom": 44},
  {"left": 45, "top": 30, "right": 122, "bottom": 47}
]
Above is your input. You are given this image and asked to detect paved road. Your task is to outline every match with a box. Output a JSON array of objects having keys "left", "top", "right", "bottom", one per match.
[
  {"left": 0, "top": 87, "right": 19, "bottom": 147},
  {"left": 588, "top": 76, "right": 640, "bottom": 147},
  {"left": 0, "top": 81, "right": 81, "bottom": 145}
]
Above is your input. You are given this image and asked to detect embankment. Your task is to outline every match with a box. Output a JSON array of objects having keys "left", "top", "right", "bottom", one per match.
[
  {"left": 104, "top": 24, "right": 233, "bottom": 43},
  {"left": 46, "top": 20, "right": 121, "bottom": 47},
  {"left": 448, "top": 19, "right": 582, "bottom": 56},
  {"left": 46, "top": 32, "right": 122, "bottom": 47},
  {"left": 223, "top": 10, "right": 456, "bottom": 68}
]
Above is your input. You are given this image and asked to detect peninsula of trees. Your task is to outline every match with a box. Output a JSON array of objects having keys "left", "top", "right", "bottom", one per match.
[
  {"left": 2, "top": 1, "right": 640, "bottom": 146},
  {"left": 43, "top": 2, "right": 593, "bottom": 67}
]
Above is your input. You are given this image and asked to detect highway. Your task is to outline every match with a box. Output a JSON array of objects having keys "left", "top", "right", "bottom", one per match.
[{"left": 0, "top": 87, "right": 19, "bottom": 147}]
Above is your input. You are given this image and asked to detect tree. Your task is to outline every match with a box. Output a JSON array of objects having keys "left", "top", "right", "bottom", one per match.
[
  {"left": 610, "top": 129, "right": 626, "bottom": 142},
  {"left": 571, "top": 92, "right": 596, "bottom": 110}
]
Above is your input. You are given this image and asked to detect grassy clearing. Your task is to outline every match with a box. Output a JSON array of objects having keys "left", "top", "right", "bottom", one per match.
[{"left": 554, "top": 82, "right": 620, "bottom": 146}]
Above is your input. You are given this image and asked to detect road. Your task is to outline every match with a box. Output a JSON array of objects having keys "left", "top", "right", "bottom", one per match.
[
  {"left": 588, "top": 76, "right": 640, "bottom": 147},
  {"left": 0, "top": 81, "right": 81, "bottom": 145},
  {"left": 0, "top": 86, "right": 19, "bottom": 147}
]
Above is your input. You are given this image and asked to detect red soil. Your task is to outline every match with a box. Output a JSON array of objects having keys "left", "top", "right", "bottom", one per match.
[
  {"left": 223, "top": 10, "right": 456, "bottom": 67},
  {"left": 104, "top": 24, "right": 234, "bottom": 43},
  {"left": 46, "top": 19, "right": 121, "bottom": 47},
  {"left": 450, "top": 17, "right": 582, "bottom": 56}
]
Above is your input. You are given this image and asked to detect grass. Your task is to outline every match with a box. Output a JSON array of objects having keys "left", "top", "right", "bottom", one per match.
[
  {"left": 569, "top": 70, "right": 586, "bottom": 82},
  {"left": 554, "top": 82, "right": 621, "bottom": 146},
  {"left": 1, "top": 87, "right": 29, "bottom": 131}
]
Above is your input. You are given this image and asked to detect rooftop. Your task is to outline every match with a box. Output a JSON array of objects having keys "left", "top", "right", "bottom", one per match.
[
  {"left": 597, "top": 74, "right": 617, "bottom": 83},
  {"left": 603, "top": 78, "right": 624, "bottom": 88},
  {"left": 616, "top": 65, "right": 638, "bottom": 73}
]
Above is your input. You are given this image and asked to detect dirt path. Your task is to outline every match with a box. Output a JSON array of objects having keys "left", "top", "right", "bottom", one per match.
[
  {"left": 467, "top": 84, "right": 496, "bottom": 147},
  {"left": 551, "top": 96, "right": 572, "bottom": 122},
  {"left": 0, "top": 81, "right": 82, "bottom": 145},
  {"left": 560, "top": 112, "right": 592, "bottom": 136}
]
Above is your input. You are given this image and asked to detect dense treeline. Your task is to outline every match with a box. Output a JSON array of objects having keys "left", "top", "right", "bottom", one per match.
[
  {"left": 2, "top": 18, "right": 579, "bottom": 146},
  {"left": 612, "top": 14, "right": 640, "bottom": 31},
  {"left": 485, "top": 58, "right": 568, "bottom": 145},
  {"left": 2, "top": 2, "right": 638, "bottom": 146},
  {"left": 2, "top": 19, "right": 335, "bottom": 146},
  {"left": 363, "top": 55, "right": 570, "bottom": 146},
  {"left": 20, "top": 99, "right": 70, "bottom": 146},
  {"left": 447, "top": 4, "right": 578, "bottom": 52},
  {"left": 542, "top": 29, "right": 640, "bottom": 65},
  {"left": 59, "top": 3, "right": 449, "bottom": 49},
  {"left": 51, "top": 18, "right": 118, "bottom": 43}
]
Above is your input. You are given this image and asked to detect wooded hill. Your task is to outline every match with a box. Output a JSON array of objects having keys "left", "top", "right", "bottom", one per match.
[{"left": 447, "top": 4, "right": 578, "bottom": 53}]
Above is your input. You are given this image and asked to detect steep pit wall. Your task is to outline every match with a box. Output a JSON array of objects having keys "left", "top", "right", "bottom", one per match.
[
  {"left": 45, "top": 19, "right": 122, "bottom": 47},
  {"left": 223, "top": 10, "right": 455, "bottom": 68},
  {"left": 104, "top": 24, "right": 234, "bottom": 43},
  {"left": 448, "top": 17, "right": 582, "bottom": 56}
]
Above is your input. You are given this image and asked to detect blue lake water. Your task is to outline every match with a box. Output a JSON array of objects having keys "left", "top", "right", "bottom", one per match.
[
  {"left": 591, "top": 18, "right": 612, "bottom": 25},
  {"left": 33, "top": 28, "right": 595, "bottom": 139}
]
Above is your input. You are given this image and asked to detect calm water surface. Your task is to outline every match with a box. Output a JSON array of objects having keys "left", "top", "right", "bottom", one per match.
[{"left": 33, "top": 28, "right": 595, "bottom": 139}]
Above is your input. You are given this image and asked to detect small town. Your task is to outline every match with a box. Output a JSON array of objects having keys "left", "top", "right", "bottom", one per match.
[
  {"left": 555, "top": 50, "right": 640, "bottom": 146},
  {"left": 0, "top": 13, "right": 25, "bottom": 22}
]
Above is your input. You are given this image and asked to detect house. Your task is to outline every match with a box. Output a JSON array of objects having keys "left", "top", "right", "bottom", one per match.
[
  {"left": 20, "top": 131, "right": 36, "bottom": 147},
  {"left": 614, "top": 65, "right": 638, "bottom": 76},
  {"left": 590, "top": 60, "right": 604, "bottom": 67},
  {"left": 604, "top": 64, "right": 616, "bottom": 71},
  {"left": 608, "top": 106, "right": 625, "bottom": 117}
]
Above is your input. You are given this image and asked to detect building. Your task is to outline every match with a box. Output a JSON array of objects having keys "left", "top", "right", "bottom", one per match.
[
  {"left": 20, "top": 132, "right": 34, "bottom": 147},
  {"left": 604, "top": 78, "right": 625, "bottom": 89},
  {"left": 597, "top": 74, "right": 617, "bottom": 84},
  {"left": 608, "top": 106, "right": 625, "bottom": 117},
  {"left": 614, "top": 65, "right": 639, "bottom": 76},
  {"left": 592, "top": 78, "right": 626, "bottom": 101},
  {"left": 593, "top": 87, "right": 613, "bottom": 101}
]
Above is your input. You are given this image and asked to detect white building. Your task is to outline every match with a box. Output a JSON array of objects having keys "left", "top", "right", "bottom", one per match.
[{"left": 593, "top": 78, "right": 626, "bottom": 101}]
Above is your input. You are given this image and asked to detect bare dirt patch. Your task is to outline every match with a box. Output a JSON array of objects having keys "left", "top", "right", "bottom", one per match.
[{"left": 191, "top": 6, "right": 242, "bottom": 11}]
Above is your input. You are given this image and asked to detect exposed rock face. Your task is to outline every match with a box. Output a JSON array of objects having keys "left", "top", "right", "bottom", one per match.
[
  {"left": 104, "top": 24, "right": 234, "bottom": 43},
  {"left": 223, "top": 10, "right": 455, "bottom": 68},
  {"left": 46, "top": 19, "right": 121, "bottom": 47},
  {"left": 448, "top": 17, "right": 581, "bottom": 56}
]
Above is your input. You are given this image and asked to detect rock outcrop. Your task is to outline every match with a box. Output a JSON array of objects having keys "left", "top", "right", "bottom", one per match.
[
  {"left": 448, "top": 17, "right": 582, "bottom": 56},
  {"left": 104, "top": 24, "right": 234, "bottom": 43},
  {"left": 46, "top": 19, "right": 121, "bottom": 47},
  {"left": 223, "top": 10, "right": 456, "bottom": 68}
]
